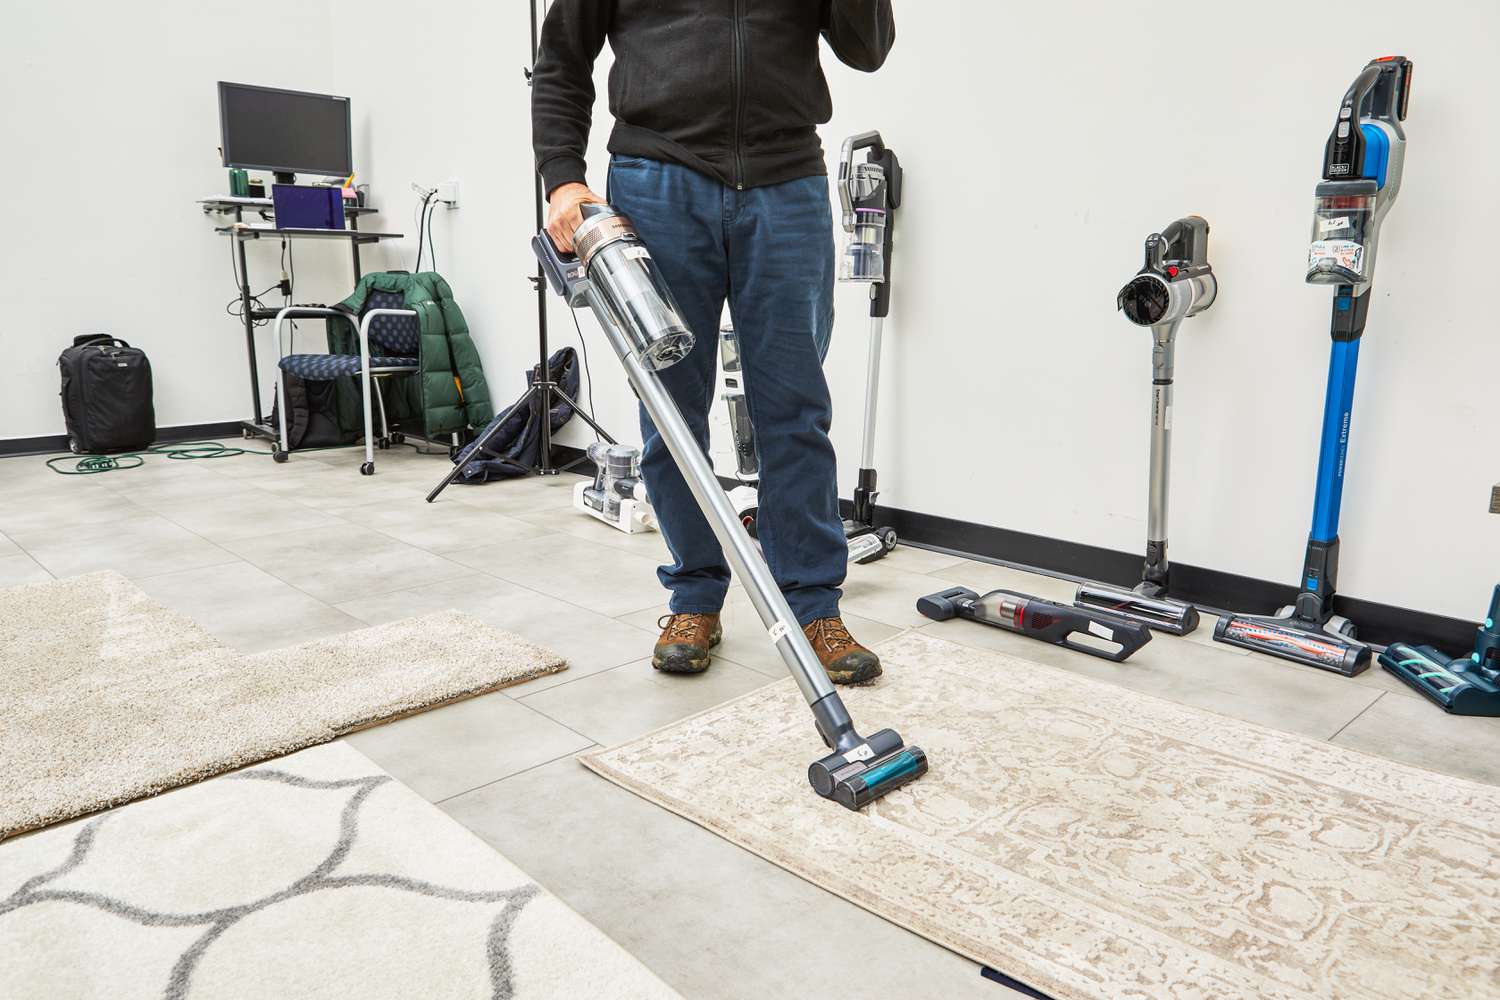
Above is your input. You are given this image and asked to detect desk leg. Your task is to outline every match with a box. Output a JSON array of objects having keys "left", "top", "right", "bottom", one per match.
[
  {"left": 235, "top": 234, "right": 264, "bottom": 426},
  {"left": 349, "top": 214, "right": 363, "bottom": 280}
]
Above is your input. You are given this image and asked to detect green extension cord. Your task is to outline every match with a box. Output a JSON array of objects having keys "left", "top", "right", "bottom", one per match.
[{"left": 46, "top": 441, "right": 276, "bottom": 476}]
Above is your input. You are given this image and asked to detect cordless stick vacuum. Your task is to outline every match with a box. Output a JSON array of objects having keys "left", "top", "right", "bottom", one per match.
[
  {"left": 1380, "top": 586, "right": 1500, "bottom": 716},
  {"left": 720, "top": 131, "right": 902, "bottom": 565},
  {"left": 533, "top": 205, "right": 928, "bottom": 811},
  {"left": 835, "top": 131, "right": 903, "bottom": 563},
  {"left": 1075, "top": 218, "right": 1217, "bottom": 635},
  {"left": 1214, "top": 57, "right": 1413, "bottom": 676}
]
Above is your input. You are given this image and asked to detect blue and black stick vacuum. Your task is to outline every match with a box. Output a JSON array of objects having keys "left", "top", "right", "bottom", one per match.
[
  {"left": 1380, "top": 587, "right": 1500, "bottom": 716},
  {"left": 1214, "top": 56, "right": 1413, "bottom": 677}
]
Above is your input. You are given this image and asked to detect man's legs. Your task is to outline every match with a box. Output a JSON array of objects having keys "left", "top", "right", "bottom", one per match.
[
  {"left": 724, "top": 176, "right": 848, "bottom": 625},
  {"left": 606, "top": 156, "right": 732, "bottom": 614}
]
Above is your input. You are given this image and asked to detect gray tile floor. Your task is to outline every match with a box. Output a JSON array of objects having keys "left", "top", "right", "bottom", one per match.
[{"left": 3, "top": 444, "right": 1493, "bottom": 999}]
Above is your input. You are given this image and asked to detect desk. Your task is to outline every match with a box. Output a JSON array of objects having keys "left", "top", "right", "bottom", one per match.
[{"left": 200, "top": 198, "right": 404, "bottom": 442}]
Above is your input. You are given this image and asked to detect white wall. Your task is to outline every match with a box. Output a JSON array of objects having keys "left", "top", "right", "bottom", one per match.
[
  {"left": 5, "top": 1, "right": 1495, "bottom": 620},
  {"left": 0, "top": 1, "right": 360, "bottom": 438},
  {"left": 811, "top": 1, "right": 1498, "bottom": 619}
]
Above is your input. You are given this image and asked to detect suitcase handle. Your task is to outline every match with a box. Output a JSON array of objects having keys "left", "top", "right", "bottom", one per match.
[{"left": 73, "top": 334, "right": 130, "bottom": 348}]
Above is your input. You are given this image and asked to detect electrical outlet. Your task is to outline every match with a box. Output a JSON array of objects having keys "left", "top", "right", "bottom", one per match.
[{"left": 438, "top": 179, "right": 460, "bottom": 208}]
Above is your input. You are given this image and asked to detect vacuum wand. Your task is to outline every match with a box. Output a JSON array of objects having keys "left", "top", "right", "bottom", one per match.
[{"left": 533, "top": 204, "right": 927, "bottom": 810}]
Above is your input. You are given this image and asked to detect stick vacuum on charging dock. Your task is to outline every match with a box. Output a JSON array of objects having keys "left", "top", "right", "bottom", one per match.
[
  {"left": 1075, "top": 217, "right": 1217, "bottom": 636},
  {"left": 837, "top": 131, "right": 903, "bottom": 563},
  {"left": 1380, "top": 586, "right": 1500, "bottom": 716},
  {"left": 1213, "top": 56, "right": 1412, "bottom": 677},
  {"left": 533, "top": 205, "right": 927, "bottom": 810},
  {"left": 724, "top": 131, "right": 902, "bottom": 566},
  {"left": 918, "top": 587, "right": 1152, "bottom": 663}
]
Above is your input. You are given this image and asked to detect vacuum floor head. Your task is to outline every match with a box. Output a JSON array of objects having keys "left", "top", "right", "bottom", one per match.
[
  {"left": 1380, "top": 643, "right": 1500, "bottom": 717},
  {"left": 1213, "top": 612, "right": 1369, "bottom": 676},
  {"left": 1074, "top": 583, "right": 1201, "bottom": 636},
  {"left": 808, "top": 728, "right": 928, "bottom": 811}
]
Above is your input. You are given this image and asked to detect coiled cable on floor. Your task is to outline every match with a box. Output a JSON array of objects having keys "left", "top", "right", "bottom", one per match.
[{"left": 46, "top": 441, "right": 274, "bottom": 476}]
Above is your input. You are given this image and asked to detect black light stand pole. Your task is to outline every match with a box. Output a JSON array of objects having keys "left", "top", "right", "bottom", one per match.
[
  {"left": 528, "top": 0, "right": 560, "bottom": 475},
  {"left": 424, "top": 0, "right": 615, "bottom": 503}
]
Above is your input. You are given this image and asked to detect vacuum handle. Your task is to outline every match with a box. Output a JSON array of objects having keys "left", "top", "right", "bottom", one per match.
[
  {"left": 1323, "top": 63, "right": 1383, "bottom": 180},
  {"left": 531, "top": 229, "right": 591, "bottom": 304},
  {"left": 1156, "top": 215, "right": 1210, "bottom": 270},
  {"left": 1020, "top": 600, "right": 1153, "bottom": 663},
  {"left": 840, "top": 130, "right": 886, "bottom": 167}
]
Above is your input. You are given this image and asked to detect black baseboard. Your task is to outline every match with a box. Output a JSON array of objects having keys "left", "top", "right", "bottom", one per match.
[
  {"left": 865, "top": 502, "right": 1477, "bottom": 653},
  {"left": 0, "top": 421, "right": 247, "bottom": 458}
]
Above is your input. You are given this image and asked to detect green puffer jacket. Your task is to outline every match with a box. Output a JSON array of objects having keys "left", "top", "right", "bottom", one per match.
[{"left": 323, "top": 271, "right": 493, "bottom": 441}]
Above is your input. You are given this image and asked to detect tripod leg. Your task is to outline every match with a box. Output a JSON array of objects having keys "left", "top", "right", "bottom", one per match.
[
  {"left": 425, "top": 386, "right": 538, "bottom": 503},
  {"left": 548, "top": 385, "right": 617, "bottom": 444}
]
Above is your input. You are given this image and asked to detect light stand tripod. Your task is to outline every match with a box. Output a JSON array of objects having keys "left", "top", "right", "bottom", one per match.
[{"left": 425, "top": 0, "right": 614, "bottom": 503}]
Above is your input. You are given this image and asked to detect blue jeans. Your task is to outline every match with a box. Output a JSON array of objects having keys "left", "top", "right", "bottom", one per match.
[{"left": 607, "top": 155, "right": 846, "bottom": 624}]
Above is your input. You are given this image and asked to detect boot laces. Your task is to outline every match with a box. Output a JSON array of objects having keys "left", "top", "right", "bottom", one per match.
[
  {"left": 659, "top": 614, "right": 705, "bottom": 642},
  {"left": 810, "top": 617, "right": 856, "bottom": 652}
]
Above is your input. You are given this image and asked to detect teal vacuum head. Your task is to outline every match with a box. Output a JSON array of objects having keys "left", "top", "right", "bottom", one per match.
[{"left": 1379, "top": 585, "right": 1500, "bottom": 716}]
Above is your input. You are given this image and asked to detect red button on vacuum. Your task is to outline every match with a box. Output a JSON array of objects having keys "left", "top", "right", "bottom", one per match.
[{"left": 1166, "top": 265, "right": 1179, "bottom": 277}]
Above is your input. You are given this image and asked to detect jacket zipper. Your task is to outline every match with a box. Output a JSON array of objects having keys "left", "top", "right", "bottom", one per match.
[{"left": 731, "top": 0, "right": 745, "bottom": 190}]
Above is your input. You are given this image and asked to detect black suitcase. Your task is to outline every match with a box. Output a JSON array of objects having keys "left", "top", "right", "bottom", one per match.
[{"left": 58, "top": 335, "right": 156, "bottom": 454}]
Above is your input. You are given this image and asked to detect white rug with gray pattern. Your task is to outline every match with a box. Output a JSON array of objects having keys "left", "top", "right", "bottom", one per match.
[{"left": 0, "top": 741, "right": 679, "bottom": 999}]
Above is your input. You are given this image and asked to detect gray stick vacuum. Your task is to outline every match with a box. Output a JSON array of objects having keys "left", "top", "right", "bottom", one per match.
[
  {"left": 1074, "top": 217, "right": 1217, "bottom": 635},
  {"left": 533, "top": 204, "right": 928, "bottom": 811}
]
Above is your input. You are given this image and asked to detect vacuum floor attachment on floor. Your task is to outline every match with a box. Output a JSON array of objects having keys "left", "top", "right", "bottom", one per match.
[
  {"left": 1214, "top": 612, "right": 1369, "bottom": 675},
  {"left": 1379, "top": 585, "right": 1500, "bottom": 716},
  {"left": 534, "top": 204, "right": 927, "bottom": 811},
  {"left": 918, "top": 586, "right": 1152, "bottom": 662},
  {"left": 1074, "top": 583, "right": 1201, "bottom": 637}
]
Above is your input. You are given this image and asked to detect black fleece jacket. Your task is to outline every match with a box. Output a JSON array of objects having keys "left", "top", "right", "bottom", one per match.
[{"left": 531, "top": 1, "right": 895, "bottom": 197}]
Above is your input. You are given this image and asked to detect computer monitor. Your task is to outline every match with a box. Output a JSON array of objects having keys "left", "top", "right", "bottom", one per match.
[{"left": 218, "top": 81, "right": 352, "bottom": 184}]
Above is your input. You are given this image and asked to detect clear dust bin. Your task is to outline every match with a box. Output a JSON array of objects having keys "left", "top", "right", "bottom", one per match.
[
  {"left": 841, "top": 208, "right": 887, "bottom": 283},
  {"left": 1307, "top": 184, "right": 1376, "bottom": 285}
]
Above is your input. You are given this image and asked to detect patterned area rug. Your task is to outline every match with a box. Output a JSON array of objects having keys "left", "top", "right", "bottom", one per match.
[
  {"left": 0, "top": 742, "right": 679, "bottom": 999},
  {"left": 2, "top": 571, "right": 566, "bottom": 840},
  {"left": 583, "top": 631, "right": 1500, "bottom": 1000}
]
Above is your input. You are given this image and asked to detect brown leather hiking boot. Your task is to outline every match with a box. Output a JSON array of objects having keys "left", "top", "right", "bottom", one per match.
[
  {"left": 653, "top": 613, "right": 722, "bottom": 674},
  {"left": 803, "top": 617, "right": 882, "bottom": 685}
]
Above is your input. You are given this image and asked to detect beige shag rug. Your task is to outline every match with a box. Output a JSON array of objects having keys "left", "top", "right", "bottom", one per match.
[
  {"left": 583, "top": 630, "right": 1500, "bottom": 1000},
  {"left": 0, "top": 741, "right": 680, "bottom": 1000},
  {"left": 1, "top": 571, "right": 565, "bottom": 840}
]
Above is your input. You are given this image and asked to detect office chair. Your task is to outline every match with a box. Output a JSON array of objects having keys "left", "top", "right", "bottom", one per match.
[{"left": 272, "top": 289, "right": 420, "bottom": 475}]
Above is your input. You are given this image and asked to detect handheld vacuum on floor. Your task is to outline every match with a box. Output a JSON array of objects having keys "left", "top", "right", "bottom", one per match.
[
  {"left": 720, "top": 131, "right": 902, "bottom": 566},
  {"left": 534, "top": 204, "right": 928, "bottom": 811},
  {"left": 1214, "top": 56, "right": 1412, "bottom": 676},
  {"left": 918, "top": 586, "right": 1152, "bottom": 663},
  {"left": 1380, "top": 586, "right": 1500, "bottom": 716},
  {"left": 1074, "top": 217, "right": 1217, "bottom": 635},
  {"left": 575, "top": 442, "right": 655, "bottom": 534}
]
